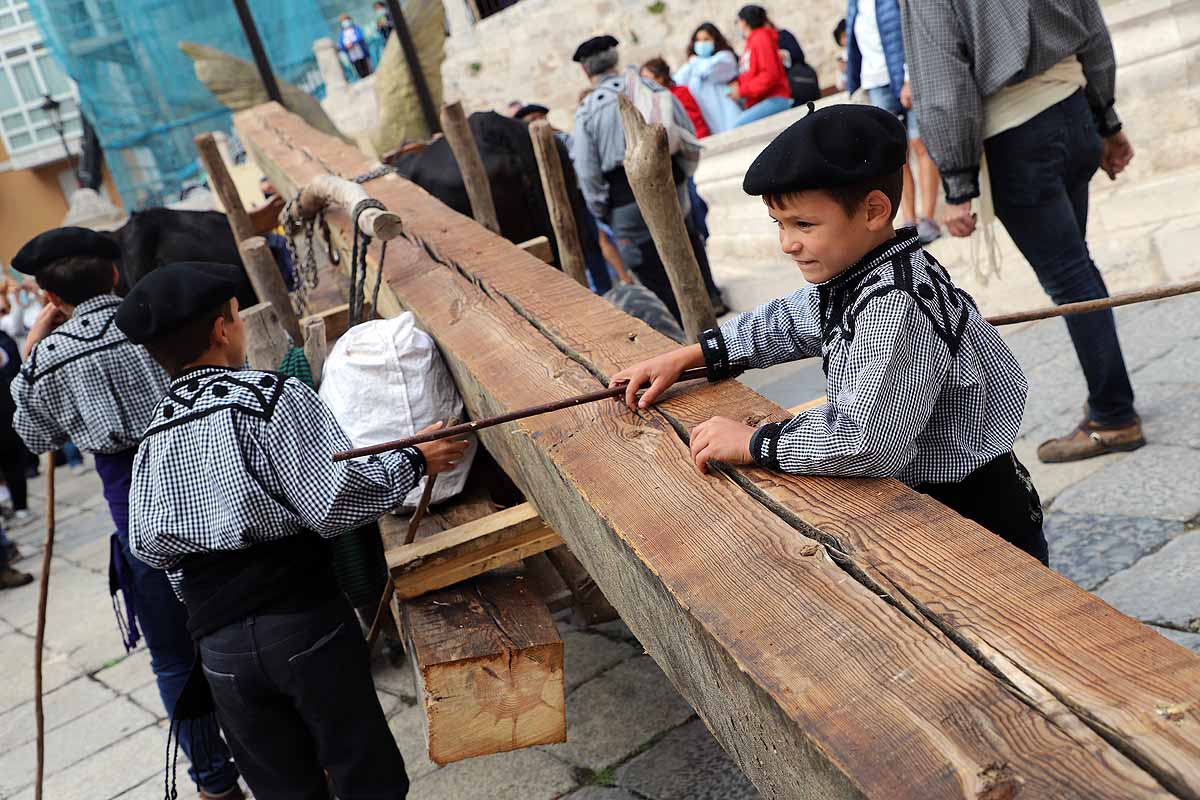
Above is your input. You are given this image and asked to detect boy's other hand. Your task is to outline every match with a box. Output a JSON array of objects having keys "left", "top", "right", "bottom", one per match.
[
  {"left": 610, "top": 351, "right": 690, "bottom": 411},
  {"left": 689, "top": 416, "right": 754, "bottom": 475},
  {"left": 413, "top": 422, "right": 470, "bottom": 476},
  {"left": 23, "top": 304, "right": 68, "bottom": 358}
]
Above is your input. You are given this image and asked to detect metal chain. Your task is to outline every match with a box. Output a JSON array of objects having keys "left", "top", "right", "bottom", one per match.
[{"left": 352, "top": 163, "right": 393, "bottom": 185}]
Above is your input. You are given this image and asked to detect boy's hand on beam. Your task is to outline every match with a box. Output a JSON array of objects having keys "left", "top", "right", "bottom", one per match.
[{"left": 689, "top": 416, "right": 755, "bottom": 475}]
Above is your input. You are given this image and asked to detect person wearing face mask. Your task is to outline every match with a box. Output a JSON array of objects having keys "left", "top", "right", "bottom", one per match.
[
  {"left": 337, "top": 14, "right": 372, "bottom": 78},
  {"left": 674, "top": 23, "right": 742, "bottom": 135},
  {"left": 729, "top": 5, "right": 794, "bottom": 127}
]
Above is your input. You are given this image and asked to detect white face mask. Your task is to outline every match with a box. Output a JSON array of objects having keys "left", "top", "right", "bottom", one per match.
[{"left": 341, "top": 20, "right": 352, "bottom": 28}]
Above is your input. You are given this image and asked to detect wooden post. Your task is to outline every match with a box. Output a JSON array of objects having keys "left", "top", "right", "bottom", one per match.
[
  {"left": 439, "top": 101, "right": 500, "bottom": 234},
  {"left": 616, "top": 94, "right": 715, "bottom": 343},
  {"left": 302, "top": 316, "right": 327, "bottom": 389},
  {"left": 241, "top": 302, "right": 291, "bottom": 370},
  {"left": 528, "top": 119, "right": 588, "bottom": 287},
  {"left": 195, "top": 132, "right": 302, "bottom": 342},
  {"left": 239, "top": 237, "right": 302, "bottom": 343}
]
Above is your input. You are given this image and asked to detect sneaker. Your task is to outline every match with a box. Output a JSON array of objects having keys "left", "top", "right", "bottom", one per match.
[
  {"left": 12, "top": 509, "right": 32, "bottom": 526},
  {"left": 0, "top": 567, "right": 34, "bottom": 590},
  {"left": 199, "top": 784, "right": 246, "bottom": 800},
  {"left": 917, "top": 217, "right": 943, "bottom": 245},
  {"left": 1037, "top": 417, "right": 1146, "bottom": 463}
]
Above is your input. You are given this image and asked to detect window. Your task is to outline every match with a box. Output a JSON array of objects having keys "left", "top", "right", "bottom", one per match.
[
  {"left": 0, "top": 35, "right": 82, "bottom": 159},
  {"left": 0, "top": 1, "right": 34, "bottom": 32},
  {"left": 471, "top": 0, "right": 525, "bottom": 22}
]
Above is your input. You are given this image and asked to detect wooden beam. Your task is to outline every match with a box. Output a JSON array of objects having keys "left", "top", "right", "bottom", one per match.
[
  {"left": 196, "top": 132, "right": 301, "bottom": 342},
  {"left": 400, "top": 576, "right": 565, "bottom": 765},
  {"left": 438, "top": 101, "right": 500, "bottom": 234},
  {"left": 240, "top": 103, "right": 1200, "bottom": 799},
  {"left": 528, "top": 119, "right": 588, "bottom": 287},
  {"left": 386, "top": 503, "right": 564, "bottom": 601},
  {"left": 240, "top": 301, "right": 289, "bottom": 370},
  {"left": 616, "top": 94, "right": 715, "bottom": 343},
  {"left": 517, "top": 235, "right": 553, "bottom": 264},
  {"left": 787, "top": 396, "right": 826, "bottom": 415}
]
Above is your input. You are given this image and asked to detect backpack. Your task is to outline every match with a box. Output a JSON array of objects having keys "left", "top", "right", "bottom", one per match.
[
  {"left": 788, "top": 61, "right": 822, "bottom": 104},
  {"left": 620, "top": 66, "right": 702, "bottom": 176}
]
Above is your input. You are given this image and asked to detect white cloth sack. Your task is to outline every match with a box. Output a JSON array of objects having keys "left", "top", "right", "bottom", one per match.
[{"left": 319, "top": 313, "right": 476, "bottom": 507}]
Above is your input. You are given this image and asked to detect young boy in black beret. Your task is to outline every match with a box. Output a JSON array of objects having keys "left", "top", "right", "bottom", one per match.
[
  {"left": 117, "top": 261, "right": 469, "bottom": 799},
  {"left": 613, "top": 104, "right": 1047, "bottom": 563},
  {"left": 9, "top": 228, "right": 244, "bottom": 798}
]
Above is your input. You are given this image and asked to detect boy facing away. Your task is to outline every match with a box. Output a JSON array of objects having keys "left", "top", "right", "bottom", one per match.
[
  {"left": 116, "top": 262, "right": 468, "bottom": 799},
  {"left": 9, "top": 228, "right": 243, "bottom": 798},
  {"left": 613, "top": 104, "right": 1048, "bottom": 564}
]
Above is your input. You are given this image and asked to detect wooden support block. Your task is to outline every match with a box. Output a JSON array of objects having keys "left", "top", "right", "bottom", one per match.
[
  {"left": 299, "top": 301, "right": 371, "bottom": 344},
  {"left": 386, "top": 503, "right": 564, "bottom": 601},
  {"left": 240, "top": 302, "right": 290, "bottom": 371},
  {"left": 400, "top": 576, "right": 565, "bottom": 765},
  {"left": 241, "top": 103, "right": 1200, "bottom": 799},
  {"left": 517, "top": 235, "right": 553, "bottom": 265},
  {"left": 302, "top": 316, "right": 327, "bottom": 389}
]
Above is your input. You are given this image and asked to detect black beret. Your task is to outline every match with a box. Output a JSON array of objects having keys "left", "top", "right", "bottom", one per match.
[
  {"left": 742, "top": 104, "right": 907, "bottom": 197},
  {"left": 514, "top": 103, "right": 550, "bottom": 120},
  {"left": 12, "top": 226, "right": 120, "bottom": 275},
  {"left": 116, "top": 262, "right": 246, "bottom": 345},
  {"left": 572, "top": 35, "right": 618, "bottom": 63}
]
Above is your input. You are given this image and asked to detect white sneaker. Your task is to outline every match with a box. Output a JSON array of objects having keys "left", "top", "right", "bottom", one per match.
[
  {"left": 68, "top": 463, "right": 87, "bottom": 476},
  {"left": 12, "top": 510, "right": 32, "bottom": 525}
]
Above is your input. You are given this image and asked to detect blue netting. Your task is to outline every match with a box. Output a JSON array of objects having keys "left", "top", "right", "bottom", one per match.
[{"left": 27, "top": 0, "right": 391, "bottom": 209}]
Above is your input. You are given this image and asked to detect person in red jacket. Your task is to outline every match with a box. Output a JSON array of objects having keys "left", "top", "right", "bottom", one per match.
[
  {"left": 730, "top": 4, "right": 794, "bottom": 127},
  {"left": 641, "top": 57, "right": 712, "bottom": 138}
]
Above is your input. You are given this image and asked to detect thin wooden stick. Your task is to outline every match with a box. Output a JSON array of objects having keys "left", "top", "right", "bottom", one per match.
[
  {"left": 985, "top": 278, "right": 1200, "bottom": 326},
  {"left": 439, "top": 101, "right": 500, "bottom": 234},
  {"left": 333, "top": 367, "right": 710, "bottom": 462},
  {"left": 365, "top": 473, "right": 438, "bottom": 650},
  {"left": 528, "top": 119, "right": 588, "bottom": 287},
  {"left": 34, "top": 452, "right": 55, "bottom": 800}
]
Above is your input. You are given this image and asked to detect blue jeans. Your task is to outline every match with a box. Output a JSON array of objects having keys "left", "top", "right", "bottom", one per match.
[
  {"left": 733, "top": 95, "right": 793, "bottom": 127},
  {"left": 985, "top": 91, "right": 1136, "bottom": 427},
  {"left": 94, "top": 451, "right": 240, "bottom": 794},
  {"left": 866, "top": 85, "right": 920, "bottom": 140}
]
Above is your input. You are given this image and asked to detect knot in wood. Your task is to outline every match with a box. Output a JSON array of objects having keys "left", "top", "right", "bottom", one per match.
[
  {"left": 1155, "top": 703, "right": 1186, "bottom": 722},
  {"left": 977, "top": 762, "right": 1020, "bottom": 800}
]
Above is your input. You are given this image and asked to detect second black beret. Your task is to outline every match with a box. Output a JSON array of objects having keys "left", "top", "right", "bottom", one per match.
[
  {"left": 116, "top": 262, "right": 247, "bottom": 345},
  {"left": 12, "top": 226, "right": 120, "bottom": 275}
]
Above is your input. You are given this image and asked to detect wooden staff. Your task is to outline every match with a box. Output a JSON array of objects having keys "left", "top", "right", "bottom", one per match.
[
  {"left": 986, "top": 278, "right": 1200, "bottom": 326},
  {"left": 616, "top": 94, "right": 715, "bottom": 344},
  {"left": 290, "top": 174, "right": 405, "bottom": 241},
  {"left": 334, "top": 367, "right": 710, "bottom": 461},
  {"left": 528, "top": 119, "right": 588, "bottom": 287},
  {"left": 439, "top": 101, "right": 501, "bottom": 234},
  {"left": 34, "top": 453, "right": 55, "bottom": 800},
  {"left": 365, "top": 473, "right": 437, "bottom": 650}
]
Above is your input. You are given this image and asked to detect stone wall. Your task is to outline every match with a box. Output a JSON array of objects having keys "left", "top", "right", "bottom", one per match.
[{"left": 440, "top": 0, "right": 847, "bottom": 130}]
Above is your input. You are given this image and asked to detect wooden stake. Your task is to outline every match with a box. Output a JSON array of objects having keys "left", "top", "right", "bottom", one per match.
[
  {"left": 240, "top": 301, "right": 291, "bottom": 371},
  {"left": 616, "top": 94, "right": 715, "bottom": 343},
  {"left": 528, "top": 119, "right": 588, "bottom": 287},
  {"left": 439, "top": 101, "right": 500, "bottom": 234},
  {"left": 34, "top": 452, "right": 55, "bottom": 800},
  {"left": 195, "top": 133, "right": 301, "bottom": 342},
  {"left": 302, "top": 316, "right": 328, "bottom": 389}
]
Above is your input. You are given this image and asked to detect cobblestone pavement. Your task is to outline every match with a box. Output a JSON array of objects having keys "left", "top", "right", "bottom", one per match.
[{"left": 0, "top": 296, "right": 1196, "bottom": 799}]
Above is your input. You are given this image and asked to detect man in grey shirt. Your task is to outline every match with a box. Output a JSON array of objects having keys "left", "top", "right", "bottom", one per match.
[
  {"left": 570, "top": 35, "right": 697, "bottom": 322},
  {"left": 904, "top": 0, "right": 1141, "bottom": 463}
]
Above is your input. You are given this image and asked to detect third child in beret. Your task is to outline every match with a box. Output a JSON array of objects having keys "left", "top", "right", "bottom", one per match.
[
  {"left": 612, "top": 104, "right": 1048, "bottom": 564},
  {"left": 117, "top": 262, "right": 469, "bottom": 798}
]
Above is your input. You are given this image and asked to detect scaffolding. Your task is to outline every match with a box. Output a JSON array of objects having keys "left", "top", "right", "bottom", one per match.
[{"left": 27, "top": 0, "right": 387, "bottom": 209}]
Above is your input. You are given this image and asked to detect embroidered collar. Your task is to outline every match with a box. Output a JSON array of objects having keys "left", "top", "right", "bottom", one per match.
[
  {"left": 171, "top": 364, "right": 236, "bottom": 389},
  {"left": 72, "top": 294, "right": 122, "bottom": 317}
]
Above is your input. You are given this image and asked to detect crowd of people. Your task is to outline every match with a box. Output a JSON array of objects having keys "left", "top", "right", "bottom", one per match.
[{"left": 335, "top": 2, "right": 395, "bottom": 80}]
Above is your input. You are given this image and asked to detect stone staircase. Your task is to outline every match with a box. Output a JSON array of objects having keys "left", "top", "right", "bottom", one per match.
[{"left": 696, "top": 0, "right": 1200, "bottom": 317}]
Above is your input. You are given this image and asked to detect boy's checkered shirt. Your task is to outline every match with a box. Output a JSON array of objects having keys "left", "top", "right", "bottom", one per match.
[
  {"left": 10, "top": 295, "right": 169, "bottom": 454},
  {"left": 701, "top": 230, "right": 1027, "bottom": 487},
  {"left": 128, "top": 366, "right": 425, "bottom": 593}
]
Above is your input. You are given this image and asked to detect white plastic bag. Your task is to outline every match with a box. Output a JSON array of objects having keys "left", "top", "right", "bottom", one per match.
[{"left": 319, "top": 313, "right": 476, "bottom": 507}]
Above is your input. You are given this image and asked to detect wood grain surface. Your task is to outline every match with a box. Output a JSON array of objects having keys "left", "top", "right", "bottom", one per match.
[{"left": 238, "top": 103, "right": 1198, "bottom": 799}]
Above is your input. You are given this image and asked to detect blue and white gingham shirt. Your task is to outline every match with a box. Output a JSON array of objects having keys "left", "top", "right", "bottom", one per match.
[{"left": 701, "top": 230, "right": 1027, "bottom": 486}]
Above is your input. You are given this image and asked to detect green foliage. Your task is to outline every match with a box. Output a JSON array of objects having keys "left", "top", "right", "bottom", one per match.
[{"left": 647, "top": 1, "right": 666, "bottom": 13}]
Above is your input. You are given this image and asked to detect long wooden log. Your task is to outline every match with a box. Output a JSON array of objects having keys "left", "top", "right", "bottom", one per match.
[
  {"left": 196, "top": 133, "right": 301, "bottom": 342},
  {"left": 616, "top": 94, "right": 715, "bottom": 344},
  {"left": 438, "top": 101, "right": 500, "bottom": 234},
  {"left": 528, "top": 119, "right": 588, "bottom": 287},
  {"left": 239, "top": 103, "right": 1200, "bottom": 799}
]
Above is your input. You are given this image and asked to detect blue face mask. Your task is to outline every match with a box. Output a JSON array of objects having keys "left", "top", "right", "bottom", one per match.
[{"left": 694, "top": 40, "right": 715, "bottom": 58}]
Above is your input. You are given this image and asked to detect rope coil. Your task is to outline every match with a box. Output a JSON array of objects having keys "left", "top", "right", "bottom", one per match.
[{"left": 349, "top": 198, "right": 388, "bottom": 328}]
